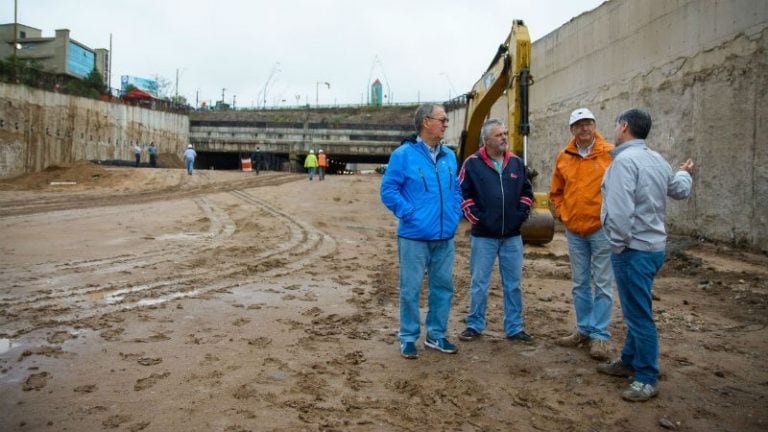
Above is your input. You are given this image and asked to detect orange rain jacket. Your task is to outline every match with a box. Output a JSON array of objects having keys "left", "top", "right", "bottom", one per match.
[{"left": 549, "top": 132, "right": 614, "bottom": 236}]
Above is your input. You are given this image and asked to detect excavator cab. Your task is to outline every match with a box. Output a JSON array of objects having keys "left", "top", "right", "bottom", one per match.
[{"left": 457, "top": 20, "right": 554, "bottom": 245}]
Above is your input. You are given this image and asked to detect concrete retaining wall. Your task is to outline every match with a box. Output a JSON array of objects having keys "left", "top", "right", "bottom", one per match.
[
  {"left": 0, "top": 83, "right": 189, "bottom": 178},
  {"left": 490, "top": 0, "right": 766, "bottom": 250}
]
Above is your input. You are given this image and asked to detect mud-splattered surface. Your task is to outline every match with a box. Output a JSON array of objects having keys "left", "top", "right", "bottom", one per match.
[{"left": 0, "top": 163, "right": 766, "bottom": 431}]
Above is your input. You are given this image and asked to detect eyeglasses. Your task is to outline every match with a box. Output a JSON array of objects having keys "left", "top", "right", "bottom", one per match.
[{"left": 427, "top": 116, "right": 449, "bottom": 125}]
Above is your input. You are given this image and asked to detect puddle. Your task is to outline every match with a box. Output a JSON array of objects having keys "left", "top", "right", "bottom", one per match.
[
  {"left": 134, "top": 289, "right": 201, "bottom": 307},
  {"left": 0, "top": 338, "right": 14, "bottom": 354}
]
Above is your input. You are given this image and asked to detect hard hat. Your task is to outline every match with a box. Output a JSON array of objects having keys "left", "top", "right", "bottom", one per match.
[
  {"left": 309, "top": 149, "right": 314, "bottom": 153},
  {"left": 569, "top": 108, "right": 596, "bottom": 126},
  {"left": 187, "top": 144, "right": 193, "bottom": 148},
  {"left": 318, "top": 149, "right": 324, "bottom": 153}
]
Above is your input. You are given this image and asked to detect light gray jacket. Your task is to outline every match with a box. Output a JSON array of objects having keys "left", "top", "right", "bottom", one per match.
[{"left": 601, "top": 139, "right": 692, "bottom": 253}]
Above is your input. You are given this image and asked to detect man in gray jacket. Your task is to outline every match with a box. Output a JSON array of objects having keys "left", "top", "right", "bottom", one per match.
[{"left": 597, "top": 108, "right": 694, "bottom": 402}]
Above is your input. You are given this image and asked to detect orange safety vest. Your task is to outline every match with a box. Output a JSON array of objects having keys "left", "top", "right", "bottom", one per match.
[
  {"left": 318, "top": 153, "right": 328, "bottom": 167},
  {"left": 549, "top": 132, "right": 614, "bottom": 236}
]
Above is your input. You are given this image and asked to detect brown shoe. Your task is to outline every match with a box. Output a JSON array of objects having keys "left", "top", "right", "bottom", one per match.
[
  {"left": 555, "top": 331, "right": 589, "bottom": 348},
  {"left": 589, "top": 339, "right": 613, "bottom": 361}
]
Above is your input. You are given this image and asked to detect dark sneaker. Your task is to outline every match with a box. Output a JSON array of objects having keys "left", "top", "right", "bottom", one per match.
[
  {"left": 507, "top": 331, "right": 533, "bottom": 343},
  {"left": 459, "top": 328, "right": 481, "bottom": 341},
  {"left": 424, "top": 337, "right": 458, "bottom": 354},
  {"left": 622, "top": 381, "right": 659, "bottom": 402},
  {"left": 400, "top": 341, "right": 418, "bottom": 359},
  {"left": 596, "top": 359, "right": 634, "bottom": 377}
]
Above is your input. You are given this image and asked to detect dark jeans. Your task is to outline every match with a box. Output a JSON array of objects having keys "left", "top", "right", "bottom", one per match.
[{"left": 611, "top": 248, "right": 665, "bottom": 385}]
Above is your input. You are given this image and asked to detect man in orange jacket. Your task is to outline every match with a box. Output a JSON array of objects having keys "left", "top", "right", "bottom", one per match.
[
  {"left": 549, "top": 108, "right": 615, "bottom": 360},
  {"left": 317, "top": 149, "right": 328, "bottom": 181}
]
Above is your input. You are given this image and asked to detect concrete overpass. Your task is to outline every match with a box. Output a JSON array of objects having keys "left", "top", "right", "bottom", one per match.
[{"left": 188, "top": 107, "right": 417, "bottom": 171}]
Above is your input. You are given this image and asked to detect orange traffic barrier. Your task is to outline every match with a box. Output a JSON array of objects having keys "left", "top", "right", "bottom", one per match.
[{"left": 241, "top": 157, "right": 252, "bottom": 172}]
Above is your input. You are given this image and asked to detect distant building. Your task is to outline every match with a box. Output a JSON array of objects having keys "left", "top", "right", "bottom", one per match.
[
  {"left": 371, "top": 78, "right": 383, "bottom": 106},
  {"left": 0, "top": 23, "right": 109, "bottom": 82}
]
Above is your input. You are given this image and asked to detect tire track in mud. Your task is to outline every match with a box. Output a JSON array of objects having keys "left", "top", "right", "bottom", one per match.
[
  {"left": 0, "top": 188, "right": 336, "bottom": 337},
  {"left": 0, "top": 197, "right": 236, "bottom": 304},
  {"left": 0, "top": 172, "right": 300, "bottom": 218}
]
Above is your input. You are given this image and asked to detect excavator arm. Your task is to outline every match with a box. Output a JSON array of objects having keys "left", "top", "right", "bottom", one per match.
[{"left": 457, "top": 20, "right": 554, "bottom": 244}]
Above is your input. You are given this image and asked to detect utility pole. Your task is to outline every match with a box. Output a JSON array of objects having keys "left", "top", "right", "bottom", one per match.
[{"left": 13, "top": 0, "right": 18, "bottom": 81}]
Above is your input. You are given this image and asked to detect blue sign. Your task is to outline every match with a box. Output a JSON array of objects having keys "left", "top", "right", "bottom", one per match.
[
  {"left": 121, "top": 75, "right": 159, "bottom": 97},
  {"left": 67, "top": 42, "right": 95, "bottom": 78}
]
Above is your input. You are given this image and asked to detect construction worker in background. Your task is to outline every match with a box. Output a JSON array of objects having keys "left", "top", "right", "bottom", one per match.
[
  {"left": 148, "top": 142, "right": 158, "bottom": 168},
  {"left": 183, "top": 144, "right": 197, "bottom": 175},
  {"left": 133, "top": 143, "right": 142, "bottom": 167},
  {"left": 304, "top": 150, "right": 318, "bottom": 181},
  {"left": 252, "top": 147, "right": 262, "bottom": 175},
  {"left": 317, "top": 149, "right": 328, "bottom": 180}
]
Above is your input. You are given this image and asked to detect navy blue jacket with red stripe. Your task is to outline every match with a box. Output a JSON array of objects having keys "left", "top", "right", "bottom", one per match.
[{"left": 459, "top": 147, "right": 534, "bottom": 238}]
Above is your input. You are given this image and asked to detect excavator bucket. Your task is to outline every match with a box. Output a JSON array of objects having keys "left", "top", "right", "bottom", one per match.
[{"left": 521, "top": 192, "right": 555, "bottom": 245}]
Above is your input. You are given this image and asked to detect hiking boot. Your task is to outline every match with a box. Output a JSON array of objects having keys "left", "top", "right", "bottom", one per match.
[
  {"left": 506, "top": 331, "right": 533, "bottom": 343},
  {"left": 596, "top": 359, "right": 634, "bottom": 378},
  {"left": 459, "top": 328, "right": 481, "bottom": 341},
  {"left": 555, "top": 331, "right": 590, "bottom": 348},
  {"left": 400, "top": 341, "right": 418, "bottom": 359},
  {"left": 589, "top": 339, "right": 614, "bottom": 361},
  {"left": 622, "top": 381, "right": 659, "bottom": 402},
  {"left": 424, "top": 336, "right": 458, "bottom": 354}
]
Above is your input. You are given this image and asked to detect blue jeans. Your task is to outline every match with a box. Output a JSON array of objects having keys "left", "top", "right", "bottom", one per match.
[
  {"left": 307, "top": 167, "right": 316, "bottom": 180},
  {"left": 465, "top": 235, "right": 524, "bottom": 336},
  {"left": 611, "top": 248, "right": 665, "bottom": 385},
  {"left": 397, "top": 237, "right": 455, "bottom": 343},
  {"left": 565, "top": 228, "right": 614, "bottom": 340},
  {"left": 185, "top": 158, "right": 194, "bottom": 175}
]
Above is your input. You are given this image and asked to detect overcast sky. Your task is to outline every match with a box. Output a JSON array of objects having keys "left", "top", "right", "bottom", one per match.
[{"left": 2, "top": 0, "right": 605, "bottom": 108}]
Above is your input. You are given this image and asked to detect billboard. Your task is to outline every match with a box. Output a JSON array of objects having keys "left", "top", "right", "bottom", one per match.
[
  {"left": 67, "top": 42, "right": 95, "bottom": 78},
  {"left": 121, "top": 75, "right": 159, "bottom": 97}
]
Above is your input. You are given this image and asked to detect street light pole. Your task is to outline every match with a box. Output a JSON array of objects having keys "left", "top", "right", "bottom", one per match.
[
  {"left": 316, "top": 81, "right": 330, "bottom": 107},
  {"left": 262, "top": 62, "right": 280, "bottom": 109}
]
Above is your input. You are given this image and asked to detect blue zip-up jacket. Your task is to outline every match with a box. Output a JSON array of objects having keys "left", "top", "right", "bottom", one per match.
[
  {"left": 459, "top": 146, "right": 533, "bottom": 238},
  {"left": 380, "top": 134, "right": 462, "bottom": 241}
]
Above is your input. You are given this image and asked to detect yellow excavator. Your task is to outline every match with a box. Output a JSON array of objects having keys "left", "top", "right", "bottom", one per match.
[{"left": 457, "top": 19, "right": 554, "bottom": 245}]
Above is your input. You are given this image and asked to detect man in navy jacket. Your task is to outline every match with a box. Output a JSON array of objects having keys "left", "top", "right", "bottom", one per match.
[
  {"left": 458, "top": 118, "right": 534, "bottom": 343},
  {"left": 380, "top": 103, "right": 463, "bottom": 359}
]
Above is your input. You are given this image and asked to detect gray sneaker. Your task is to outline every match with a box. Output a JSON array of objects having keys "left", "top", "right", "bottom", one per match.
[
  {"left": 596, "top": 359, "right": 634, "bottom": 378},
  {"left": 622, "top": 381, "right": 659, "bottom": 402}
]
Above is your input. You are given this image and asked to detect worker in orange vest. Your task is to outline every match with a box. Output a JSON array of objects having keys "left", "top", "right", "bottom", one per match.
[{"left": 317, "top": 149, "right": 328, "bottom": 181}]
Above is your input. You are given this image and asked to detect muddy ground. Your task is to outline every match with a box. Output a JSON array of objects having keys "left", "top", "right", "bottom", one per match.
[{"left": 0, "top": 162, "right": 766, "bottom": 432}]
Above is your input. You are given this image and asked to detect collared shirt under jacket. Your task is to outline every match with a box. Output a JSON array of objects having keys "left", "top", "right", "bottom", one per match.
[
  {"left": 459, "top": 146, "right": 533, "bottom": 238},
  {"left": 550, "top": 131, "right": 614, "bottom": 236}
]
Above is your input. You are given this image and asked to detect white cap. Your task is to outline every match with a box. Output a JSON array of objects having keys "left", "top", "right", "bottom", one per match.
[
  {"left": 187, "top": 144, "right": 192, "bottom": 148},
  {"left": 569, "top": 108, "right": 596, "bottom": 126},
  {"left": 318, "top": 149, "right": 324, "bottom": 153},
  {"left": 309, "top": 149, "right": 314, "bottom": 153}
]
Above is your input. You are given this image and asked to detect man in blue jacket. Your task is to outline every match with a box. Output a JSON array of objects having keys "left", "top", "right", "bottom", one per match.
[
  {"left": 458, "top": 118, "right": 534, "bottom": 343},
  {"left": 380, "top": 103, "right": 463, "bottom": 359}
]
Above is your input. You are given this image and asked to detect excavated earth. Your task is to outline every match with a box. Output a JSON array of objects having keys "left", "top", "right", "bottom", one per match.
[{"left": 0, "top": 162, "right": 766, "bottom": 432}]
